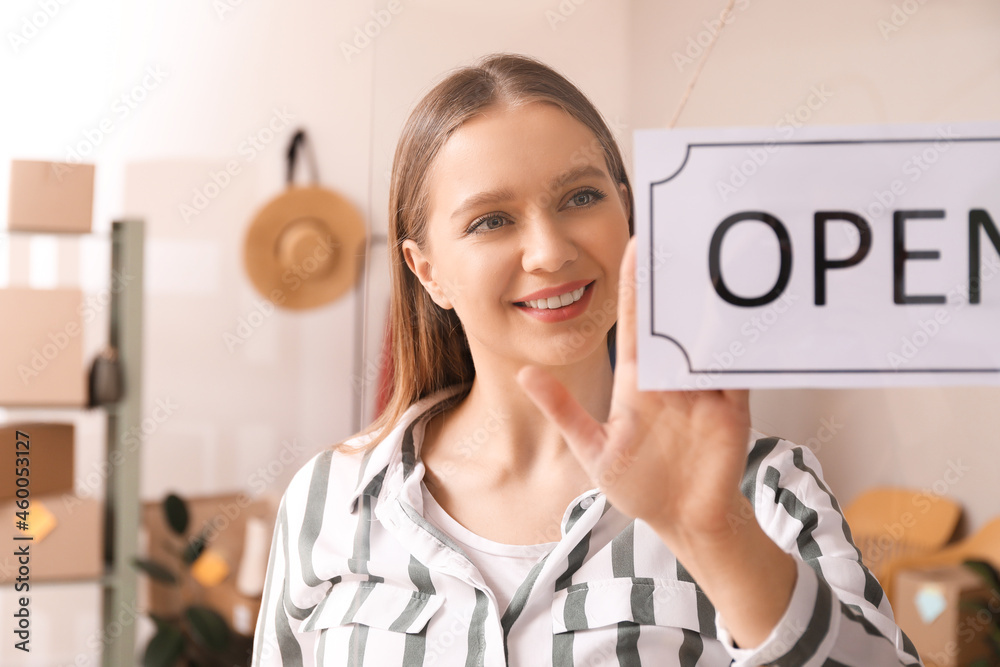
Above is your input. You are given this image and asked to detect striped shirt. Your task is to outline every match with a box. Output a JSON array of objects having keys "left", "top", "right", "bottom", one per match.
[{"left": 252, "top": 384, "right": 924, "bottom": 666}]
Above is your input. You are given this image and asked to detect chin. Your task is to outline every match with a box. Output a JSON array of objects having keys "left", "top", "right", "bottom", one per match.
[{"left": 531, "top": 334, "right": 611, "bottom": 368}]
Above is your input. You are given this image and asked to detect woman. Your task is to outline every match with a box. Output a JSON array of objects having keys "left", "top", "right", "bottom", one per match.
[{"left": 252, "top": 53, "right": 923, "bottom": 666}]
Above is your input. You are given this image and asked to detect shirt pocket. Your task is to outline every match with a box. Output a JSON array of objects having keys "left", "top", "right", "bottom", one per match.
[
  {"left": 550, "top": 577, "right": 706, "bottom": 634},
  {"left": 302, "top": 580, "right": 445, "bottom": 635}
]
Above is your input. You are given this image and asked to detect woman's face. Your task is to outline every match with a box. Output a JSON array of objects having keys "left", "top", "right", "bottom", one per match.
[{"left": 402, "top": 101, "right": 631, "bottom": 371}]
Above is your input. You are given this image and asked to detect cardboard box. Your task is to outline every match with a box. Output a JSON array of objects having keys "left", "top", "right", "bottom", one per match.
[
  {"left": 894, "top": 565, "right": 998, "bottom": 667},
  {"left": 0, "top": 493, "right": 103, "bottom": 583},
  {"left": 0, "top": 288, "right": 86, "bottom": 406},
  {"left": 7, "top": 159, "right": 94, "bottom": 233},
  {"left": 0, "top": 423, "right": 74, "bottom": 501},
  {"left": 141, "top": 493, "right": 277, "bottom": 636}
]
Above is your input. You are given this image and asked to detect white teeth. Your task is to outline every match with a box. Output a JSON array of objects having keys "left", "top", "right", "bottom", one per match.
[{"left": 524, "top": 286, "right": 586, "bottom": 310}]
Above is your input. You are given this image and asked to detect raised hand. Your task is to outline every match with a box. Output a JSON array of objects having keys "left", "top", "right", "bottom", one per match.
[
  {"left": 517, "top": 236, "right": 797, "bottom": 649},
  {"left": 516, "top": 235, "right": 752, "bottom": 545}
]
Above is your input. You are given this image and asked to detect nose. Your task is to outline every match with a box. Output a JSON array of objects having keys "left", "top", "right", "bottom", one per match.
[{"left": 520, "top": 211, "right": 578, "bottom": 274}]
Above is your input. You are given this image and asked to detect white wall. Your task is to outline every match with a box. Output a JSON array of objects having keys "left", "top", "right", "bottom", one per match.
[
  {"left": 629, "top": 0, "right": 1000, "bottom": 534},
  {"left": 1, "top": 1, "right": 631, "bottom": 664},
  {"left": 3, "top": 0, "right": 632, "bottom": 500}
]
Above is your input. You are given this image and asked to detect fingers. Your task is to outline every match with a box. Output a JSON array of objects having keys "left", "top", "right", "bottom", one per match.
[
  {"left": 516, "top": 365, "right": 604, "bottom": 463},
  {"left": 615, "top": 236, "right": 638, "bottom": 366}
]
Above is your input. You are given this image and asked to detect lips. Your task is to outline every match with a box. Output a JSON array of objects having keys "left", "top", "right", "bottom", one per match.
[
  {"left": 520, "top": 286, "right": 586, "bottom": 310},
  {"left": 514, "top": 279, "right": 592, "bottom": 304},
  {"left": 514, "top": 281, "right": 595, "bottom": 322}
]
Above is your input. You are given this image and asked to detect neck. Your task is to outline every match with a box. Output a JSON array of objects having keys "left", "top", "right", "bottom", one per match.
[{"left": 439, "top": 341, "right": 614, "bottom": 478}]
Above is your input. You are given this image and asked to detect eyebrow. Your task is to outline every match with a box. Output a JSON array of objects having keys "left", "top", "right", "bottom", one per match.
[
  {"left": 450, "top": 187, "right": 519, "bottom": 221},
  {"left": 548, "top": 164, "right": 608, "bottom": 190},
  {"left": 448, "top": 164, "right": 610, "bottom": 222}
]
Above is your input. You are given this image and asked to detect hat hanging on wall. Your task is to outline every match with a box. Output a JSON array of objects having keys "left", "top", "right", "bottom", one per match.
[{"left": 243, "top": 129, "right": 367, "bottom": 310}]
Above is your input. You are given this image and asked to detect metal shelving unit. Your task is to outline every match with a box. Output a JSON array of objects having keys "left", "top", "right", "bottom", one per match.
[
  {"left": 1, "top": 219, "right": 145, "bottom": 666},
  {"left": 103, "top": 219, "right": 145, "bottom": 667}
]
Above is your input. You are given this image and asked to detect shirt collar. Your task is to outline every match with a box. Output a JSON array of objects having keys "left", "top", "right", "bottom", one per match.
[{"left": 346, "top": 383, "right": 470, "bottom": 514}]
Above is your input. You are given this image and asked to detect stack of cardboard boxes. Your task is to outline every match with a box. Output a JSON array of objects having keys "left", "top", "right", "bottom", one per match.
[
  {"left": 0, "top": 423, "right": 104, "bottom": 583},
  {"left": 894, "top": 564, "right": 1000, "bottom": 666},
  {"left": 1, "top": 160, "right": 104, "bottom": 584}
]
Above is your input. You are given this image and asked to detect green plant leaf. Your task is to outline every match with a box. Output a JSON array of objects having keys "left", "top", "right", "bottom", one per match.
[
  {"left": 184, "top": 605, "right": 231, "bottom": 652},
  {"left": 148, "top": 613, "right": 175, "bottom": 633},
  {"left": 131, "top": 557, "right": 178, "bottom": 585},
  {"left": 960, "top": 600, "right": 988, "bottom": 612},
  {"left": 142, "top": 625, "right": 184, "bottom": 667},
  {"left": 163, "top": 493, "right": 189, "bottom": 535},
  {"left": 988, "top": 624, "right": 1000, "bottom": 655},
  {"left": 964, "top": 559, "right": 1000, "bottom": 595},
  {"left": 182, "top": 531, "right": 208, "bottom": 565}
]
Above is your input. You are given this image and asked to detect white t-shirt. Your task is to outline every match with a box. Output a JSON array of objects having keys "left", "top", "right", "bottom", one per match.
[{"left": 421, "top": 480, "right": 558, "bottom": 615}]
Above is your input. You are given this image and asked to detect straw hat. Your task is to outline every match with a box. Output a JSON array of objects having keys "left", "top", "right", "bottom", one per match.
[{"left": 243, "top": 185, "right": 366, "bottom": 310}]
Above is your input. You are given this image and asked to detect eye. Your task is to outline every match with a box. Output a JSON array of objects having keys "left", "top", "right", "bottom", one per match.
[
  {"left": 467, "top": 213, "right": 510, "bottom": 234},
  {"left": 565, "top": 187, "right": 607, "bottom": 209}
]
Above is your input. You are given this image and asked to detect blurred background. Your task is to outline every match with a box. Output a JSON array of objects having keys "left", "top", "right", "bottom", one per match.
[{"left": 1, "top": 0, "right": 999, "bottom": 665}]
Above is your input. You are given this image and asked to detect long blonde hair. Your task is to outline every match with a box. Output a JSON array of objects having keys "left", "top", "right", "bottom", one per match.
[{"left": 338, "top": 53, "right": 634, "bottom": 455}]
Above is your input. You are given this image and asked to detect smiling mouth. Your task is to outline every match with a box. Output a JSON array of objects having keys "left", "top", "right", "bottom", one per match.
[{"left": 516, "top": 283, "right": 592, "bottom": 310}]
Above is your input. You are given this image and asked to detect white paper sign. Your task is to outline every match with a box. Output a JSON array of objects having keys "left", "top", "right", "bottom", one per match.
[{"left": 634, "top": 122, "right": 1000, "bottom": 389}]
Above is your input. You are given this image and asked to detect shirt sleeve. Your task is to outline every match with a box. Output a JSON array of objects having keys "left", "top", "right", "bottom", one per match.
[
  {"left": 251, "top": 455, "right": 328, "bottom": 666},
  {"left": 717, "top": 436, "right": 924, "bottom": 667}
]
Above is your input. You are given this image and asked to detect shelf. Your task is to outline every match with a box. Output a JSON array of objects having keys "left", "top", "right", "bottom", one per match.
[
  {"left": 14, "top": 575, "right": 108, "bottom": 588},
  {"left": 0, "top": 228, "right": 112, "bottom": 238},
  {"left": 1, "top": 220, "right": 143, "bottom": 665},
  {"left": 0, "top": 404, "right": 97, "bottom": 413},
  {"left": 2, "top": 221, "right": 147, "bottom": 665}
]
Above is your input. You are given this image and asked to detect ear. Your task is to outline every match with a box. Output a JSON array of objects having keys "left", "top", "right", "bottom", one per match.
[
  {"left": 402, "top": 239, "right": 455, "bottom": 310},
  {"left": 617, "top": 182, "right": 631, "bottom": 222}
]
